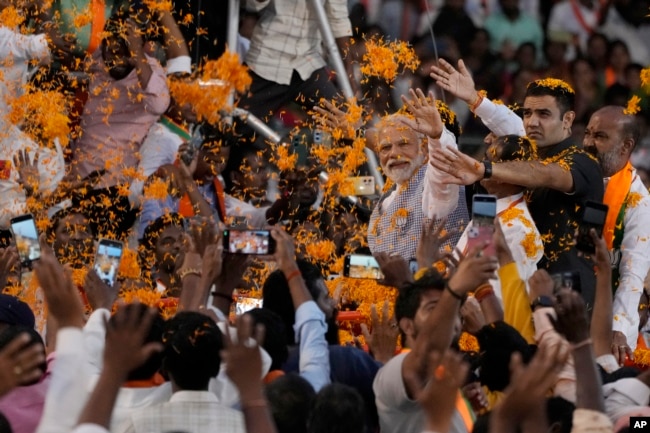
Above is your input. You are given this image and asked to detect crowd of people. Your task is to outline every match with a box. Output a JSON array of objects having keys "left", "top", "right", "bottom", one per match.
[{"left": 1, "top": 0, "right": 650, "bottom": 433}]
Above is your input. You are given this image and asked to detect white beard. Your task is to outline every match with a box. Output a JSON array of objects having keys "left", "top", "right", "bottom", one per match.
[{"left": 383, "top": 153, "right": 425, "bottom": 184}]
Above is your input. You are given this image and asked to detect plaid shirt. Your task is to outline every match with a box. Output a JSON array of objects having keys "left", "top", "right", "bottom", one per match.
[
  {"left": 245, "top": 0, "right": 352, "bottom": 85},
  {"left": 128, "top": 391, "right": 246, "bottom": 433},
  {"left": 368, "top": 165, "right": 468, "bottom": 261}
]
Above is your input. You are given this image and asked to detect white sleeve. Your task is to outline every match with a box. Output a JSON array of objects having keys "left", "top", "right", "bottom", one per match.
[
  {"left": 294, "top": 301, "right": 331, "bottom": 392},
  {"left": 82, "top": 309, "right": 111, "bottom": 376},
  {"left": 71, "top": 425, "right": 110, "bottom": 433},
  {"left": 0, "top": 27, "right": 50, "bottom": 62},
  {"left": 603, "top": 378, "right": 650, "bottom": 421},
  {"left": 165, "top": 55, "right": 192, "bottom": 75},
  {"left": 612, "top": 192, "right": 650, "bottom": 350},
  {"left": 473, "top": 98, "right": 526, "bottom": 137},
  {"left": 36, "top": 328, "right": 92, "bottom": 433},
  {"left": 225, "top": 195, "right": 268, "bottom": 228},
  {"left": 422, "top": 128, "right": 459, "bottom": 220},
  {"left": 36, "top": 139, "right": 65, "bottom": 194},
  {"left": 246, "top": 0, "right": 270, "bottom": 11}
]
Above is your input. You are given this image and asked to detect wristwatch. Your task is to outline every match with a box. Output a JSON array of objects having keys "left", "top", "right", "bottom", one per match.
[
  {"left": 530, "top": 295, "right": 554, "bottom": 311},
  {"left": 482, "top": 160, "right": 493, "bottom": 179}
]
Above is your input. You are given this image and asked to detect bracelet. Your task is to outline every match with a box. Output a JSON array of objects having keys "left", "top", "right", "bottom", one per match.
[
  {"left": 242, "top": 399, "right": 268, "bottom": 410},
  {"left": 468, "top": 92, "right": 484, "bottom": 112},
  {"left": 445, "top": 283, "right": 466, "bottom": 302},
  {"left": 211, "top": 292, "right": 233, "bottom": 303},
  {"left": 178, "top": 268, "right": 202, "bottom": 280},
  {"left": 572, "top": 338, "right": 592, "bottom": 350},
  {"left": 284, "top": 269, "right": 301, "bottom": 283},
  {"left": 474, "top": 284, "right": 494, "bottom": 303}
]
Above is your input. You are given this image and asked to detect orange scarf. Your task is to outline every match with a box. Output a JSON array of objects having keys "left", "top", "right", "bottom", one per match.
[
  {"left": 87, "top": 0, "right": 106, "bottom": 54},
  {"left": 603, "top": 161, "right": 634, "bottom": 249}
]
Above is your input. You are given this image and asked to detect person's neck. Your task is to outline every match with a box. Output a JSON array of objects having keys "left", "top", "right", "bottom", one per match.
[
  {"left": 164, "top": 110, "right": 189, "bottom": 129},
  {"left": 579, "top": 0, "right": 594, "bottom": 9},
  {"left": 505, "top": 9, "right": 520, "bottom": 21}
]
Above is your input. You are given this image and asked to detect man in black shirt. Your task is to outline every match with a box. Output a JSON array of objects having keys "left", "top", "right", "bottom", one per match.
[{"left": 428, "top": 67, "right": 604, "bottom": 309}]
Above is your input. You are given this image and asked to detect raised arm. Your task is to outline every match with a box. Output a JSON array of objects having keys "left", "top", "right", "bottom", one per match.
[
  {"left": 402, "top": 246, "right": 497, "bottom": 398},
  {"left": 430, "top": 59, "right": 525, "bottom": 136}
]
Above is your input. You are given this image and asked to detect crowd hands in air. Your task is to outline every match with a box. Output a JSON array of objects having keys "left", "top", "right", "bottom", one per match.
[{"left": 2, "top": 0, "right": 650, "bottom": 433}]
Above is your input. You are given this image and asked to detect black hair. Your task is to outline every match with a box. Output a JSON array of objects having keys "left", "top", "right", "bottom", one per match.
[
  {"left": 394, "top": 268, "right": 445, "bottom": 323},
  {"left": 546, "top": 397, "right": 575, "bottom": 433},
  {"left": 47, "top": 207, "right": 94, "bottom": 240},
  {"left": 0, "top": 325, "right": 46, "bottom": 384},
  {"left": 107, "top": 304, "right": 166, "bottom": 381},
  {"left": 307, "top": 383, "right": 366, "bottom": 433},
  {"left": 265, "top": 373, "right": 316, "bottom": 433},
  {"left": 139, "top": 212, "right": 185, "bottom": 273},
  {"left": 493, "top": 135, "right": 537, "bottom": 162},
  {"left": 0, "top": 412, "right": 12, "bottom": 433},
  {"left": 525, "top": 79, "right": 576, "bottom": 115},
  {"left": 262, "top": 259, "right": 327, "bottom": 344},
  {"left": 246, "top": 308, "right": 289, "bottom": 371},
  {"left": 162, "top": 311, "right": 223, "bottom": 390}
]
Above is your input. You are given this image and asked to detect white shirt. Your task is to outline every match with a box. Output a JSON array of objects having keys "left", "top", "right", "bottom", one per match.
[
  {"left": 244, "top": 0, "right": 352, "bottom": 85},
  {"left": 127, "top": 391, "right": 246, "bottom": 433},
  {"left": 0, "top": 123, "right": 65, "bottom": 228},
  {"left": 456, "top": 193, "right": 543, "bottom": 301},
  {"left": 603, "top": 377, "right": 650, "bottom": 422},
  {"left": 0, "top": 26, "right": 50, "bottom": 117},
  {"left": 610, "top": 172, "right": 650, "bottom": 350},
  {"left": 547, "top": 1, "right": 599, "bottom": 57},
  {"left": 294, "top": 301, "right": 330, "bottom": 392}
]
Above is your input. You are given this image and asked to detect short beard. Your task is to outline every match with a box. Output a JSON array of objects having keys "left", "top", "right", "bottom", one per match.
[
  {"left": 598, "top": 149, "right": 621, "bottom": 177},
  {"left": 383, "top": 152, "right": 425, "bottom": 184}
]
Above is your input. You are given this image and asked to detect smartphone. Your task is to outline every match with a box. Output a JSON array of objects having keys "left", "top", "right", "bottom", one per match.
[
  {"left": 235, "top": 296, "right": 264, "bottom": 315},
  {"left": 223, "top": 229, "right": 276, "bottom": 255},
  {"left": 467, "top": 194, "right": 497, "bottom": 257},
  {"left": 575, "top": 201, "right": 608, "bottom": 254},
  {"left": 552, "top": 271, "right": 582, "bottom": 294},
  {"left": 180, "top": 126, "right": 204, "bottom": 166},
  {"left": 291, "top": 131, "right": 310, "bottom": 167},
  {"left": 343, "top": 254, "right": 383, "bottom": 279},
  {"left": 94, "top": 239, "right": 124, "bottom": 287},
  {"left": 349, "top": 176, "right": 376, "bottom": 196},
  {"left": 10, "top": 214, "right": 41, "bottom": 266},
  {"left": 313, "top": 129, "right": 332, "bottom": 149}
]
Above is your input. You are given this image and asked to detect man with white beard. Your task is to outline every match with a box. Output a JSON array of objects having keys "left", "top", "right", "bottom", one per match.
[{"left": 367, "top": 90, "right": 469, "bottom": 261}]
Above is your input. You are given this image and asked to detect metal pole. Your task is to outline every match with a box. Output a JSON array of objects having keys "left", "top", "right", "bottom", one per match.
[
  {"left": 226, "top": 0, "right": 240, "bottom": 111},
  {"left": 309, "top": 0, "right": 384, "bottom": 190}
]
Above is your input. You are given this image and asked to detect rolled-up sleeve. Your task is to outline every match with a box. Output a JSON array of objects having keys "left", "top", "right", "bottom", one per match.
[
  {"left": 474, "top": 98, "right": 526, "bottom": 137},
  {"left": 325, "top": 0, "right": 353, "bottom": 38}
]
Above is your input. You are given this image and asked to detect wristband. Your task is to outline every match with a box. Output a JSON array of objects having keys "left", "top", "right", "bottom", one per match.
[
  {"left": 242, "top": 399, "right": 268, "bottom": 409},
  {"left": 445, "top": 283, "right": 466, "bottom": 302},
  {"left": 482, "top": 160, "right": 493, "bottom": 179},
  {"left": 468, "top": 92, "right": 485, "bottom": 112},
  {"left": 284, "top": 269, "right": 301, "bottom": 283}
]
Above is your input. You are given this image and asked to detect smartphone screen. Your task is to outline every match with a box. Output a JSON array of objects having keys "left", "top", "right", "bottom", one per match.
[
  {"left": 349, "top": 176, "right": 376, "bottom": 196},
  {"left": 344, "top": 254, "right": 383, "bottom": 279},
  {"left": 94, "top": 240, "right": 124, "bottom": 287},
  {"left": 235, "top": 296, "right": 264, "bottom": 315},
  {"left": 552, "top": 271, "right": 582, "bottom": 294},
  {"left": 223, "top": 230, "right": 276, "bottom": 255},
  {"left": 10, "top": 214, "right": 41, "bottom": 265},
  {"left": 575, "top": 201, "right": 608, "bottom": 254},
  {"left": 468, "top": 195, "right": 497, "bottom": 257}
]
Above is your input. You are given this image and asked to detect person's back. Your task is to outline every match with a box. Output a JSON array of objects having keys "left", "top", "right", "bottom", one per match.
[{"left": 128, "top": 312, "right": 246, "bottom": 433}]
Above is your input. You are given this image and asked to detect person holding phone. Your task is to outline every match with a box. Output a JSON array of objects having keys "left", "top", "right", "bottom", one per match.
[
  {"left": 583, "top": 105, "right": 650, "bottom": 364},
  {"left": 429, "top": 63, "right": 603, "bottom": 308},
  {"left": 455, "top": 135, "right": 543, "bottom": 301}
]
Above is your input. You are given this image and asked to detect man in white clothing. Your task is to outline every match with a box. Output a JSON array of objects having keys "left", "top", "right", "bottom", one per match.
[
  {"left": 583, "top": 105, "right": 650, "bottom": 363},
  {"left": 455, "top": 134, "right": 543, "bottom": 300}
]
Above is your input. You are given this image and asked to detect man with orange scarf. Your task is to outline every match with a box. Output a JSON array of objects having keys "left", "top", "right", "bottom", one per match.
[{"left": 583, "top": 105, "right": 650, "bottom": 366}]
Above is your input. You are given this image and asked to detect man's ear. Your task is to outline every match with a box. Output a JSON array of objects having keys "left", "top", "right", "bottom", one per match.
[
  {"left": 622, "top": 136, "right": 635, "bottom": 155},
  {"left": 562, "top": 110, "right": 576, "bottom": 129},
  {"left": 399, "top": 317, "right": 415, "bottom": 339}
]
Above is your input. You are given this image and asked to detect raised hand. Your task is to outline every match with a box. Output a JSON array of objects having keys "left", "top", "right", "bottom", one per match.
[
  {"left": 0, "top": 333, "right": 46, "bottom": 397},
  {"left": 416, "top": 218, "right": 451, "bottom": 270},
  {"left": 460, "top": 297, "right": 487, "bottom": 334},
  {"left": 374, "top": 252, "right": 414, "bottom": 288},
  {"left": 103, "top": 304, "right": 163, "bottom": 379},
  {"left": 312, "top": 99, "right": 363, "bottom": 140},
  {"left": 85, "top": 268, "right": 119, "bottom": 311},
  {"left": 417, "top": 350, "right": 470, "bottom": 433},
  {"left": 399, "top": 88, "right": 444, "bottom": 139},
  {"left": 447, "top": 244, "right": 498, "bottom": 295},
  {"left": 429, "top": 59, "right": 479, "bottom": 104},
  {"left": 361, "top": 301, "right": 399, "bottom": 364},
  {"left": 552, "top": 290, "right": 590, "bottom": 344},
  {"left": 13, "top": 149, "right": 40, "bottom": 197},
  {"left": 527, "top": 269, "right": 555, "bottom": 305},
  {"left": 221, "top": 314, "right": 266, "bottom": 401},
  {"left": 429, "top": 146, "right": 484, "bottom": 186},
  {"left": 33, "top": 235, "right": 84, "bottom": 328}
]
